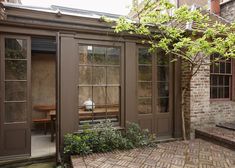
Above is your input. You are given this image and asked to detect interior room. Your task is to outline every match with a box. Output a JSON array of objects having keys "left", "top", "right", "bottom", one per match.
[{"left": 30, "top": 37, "right": 56, "bottom": 157}]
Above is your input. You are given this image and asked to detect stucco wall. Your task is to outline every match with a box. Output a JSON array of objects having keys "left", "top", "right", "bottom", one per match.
[
  {"left": 221, "top": 0, "right": 235, "bottom": 22},
  {"left": 31, "top": 53, "right": 56, "bottom": 123}
]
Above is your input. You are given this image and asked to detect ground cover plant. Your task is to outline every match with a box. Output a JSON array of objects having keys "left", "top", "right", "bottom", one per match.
[{"left": 64, "top": 121, "right": 156, "bottom": 155}]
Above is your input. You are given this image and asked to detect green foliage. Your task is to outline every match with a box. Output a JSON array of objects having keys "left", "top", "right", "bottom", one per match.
[
  {"left": 113, "top": 0, "right": 235, "bottom": 67},
  {"left": 63, "top": 120, "right": 156, "bottom": 156}
]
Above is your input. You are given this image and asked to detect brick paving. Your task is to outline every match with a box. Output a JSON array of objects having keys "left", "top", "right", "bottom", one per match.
[{"left": 71, "top": 139, "right": 235, "bottom": 168}]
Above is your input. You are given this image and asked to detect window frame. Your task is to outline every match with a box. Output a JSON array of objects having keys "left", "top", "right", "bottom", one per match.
[
  {"left": 210, "top": 54, "right": 233, "bottom": 101},
  {"left": 77, "top": 40, "right": 124, "bottom": 129}
]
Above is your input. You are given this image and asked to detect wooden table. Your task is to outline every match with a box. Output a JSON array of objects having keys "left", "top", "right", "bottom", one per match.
[{"left": 33, "top": 105, "right": 56, "bottom": 142}]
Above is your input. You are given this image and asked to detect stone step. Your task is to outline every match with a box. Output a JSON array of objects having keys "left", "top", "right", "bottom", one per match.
[{"left": 195, "top": 127, "right": 235, "bottom": 150}]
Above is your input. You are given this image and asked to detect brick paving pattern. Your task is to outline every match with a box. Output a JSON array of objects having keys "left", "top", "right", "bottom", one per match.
[{"left": 71, "top": 139, "right": 235, "bottom": 168}]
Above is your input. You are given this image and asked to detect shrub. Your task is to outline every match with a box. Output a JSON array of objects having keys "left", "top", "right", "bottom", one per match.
[{"left": 64, "top": 120, "right": 156, "bottom": 155}]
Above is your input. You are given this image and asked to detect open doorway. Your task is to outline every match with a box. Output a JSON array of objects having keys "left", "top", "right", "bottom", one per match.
[{"left": 31, "top": 37, "right": 56, "bottom": 158}]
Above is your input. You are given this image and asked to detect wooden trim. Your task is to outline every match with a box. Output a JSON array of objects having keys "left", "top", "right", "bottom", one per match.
[{"left": 232, "top": 59, "right": 235, "bottom": 101}]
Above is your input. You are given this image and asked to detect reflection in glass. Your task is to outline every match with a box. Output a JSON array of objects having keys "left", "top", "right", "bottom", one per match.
[
  {"left": 107, "top": 87, "right": 119, "bottom": 105},
  {"left": 92, "top": 67, "right": 106, "bottom": 85},
  {"left": 157, "top": 66, "right": 169, "bottom": 81},
  {"left": 138, "top": 98, "right": 152, "bottom": 114},
  {"left": 79, "top": 46, "right": 92, "bottom": 65},
  {"left": 138, "top": 66, "right": 152, "bottom": 81},
  {"left": 139, "top": 48, "right": 152, "bottom": 64},
  {"left": 107, "top": 67, "right": 120, "bottom": 84},
  {"left": 93, "top": 47, "right": 106, "bottom": 64},
  {"left": 5, "top": 60, "right": 27, "bottom": 80},
  {"left": 93, "top": 87, "right": 106, "bottom": 106},
  {"left": 5, "top": 102, "right": 26, "bottom": 123},
  {"left": 138, "top": 82, "right": 152, "bottom": 97},
  {"left": 157, "top": 98, "right": 169, "bottom": 113},
  {"left": 107, "top": 48, "right": 120, "bottom": 65},
  {"left": 78, "top": 87, "right": 92, "bottom": 107},
  {"left": 78, "top": 66, "right": 92, "bottom": 85},
  {"left": 5, "top": 81, "right": 27, "bottom": 101},
  {"left": 5, "top": 38, "right": 27, "bottom": 59}
]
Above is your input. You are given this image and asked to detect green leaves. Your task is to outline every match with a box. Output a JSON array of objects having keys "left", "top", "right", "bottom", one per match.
[{"left": 109, "top": 0, "right": 235, "bottom": 68}]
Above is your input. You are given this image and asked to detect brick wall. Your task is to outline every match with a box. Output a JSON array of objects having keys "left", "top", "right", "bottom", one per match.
[
  {"left": 182, "top": 56, "right": 235, "bottom": 139},
  {"left": 220, "top": 0, "right": 235, "bottom": 22}
]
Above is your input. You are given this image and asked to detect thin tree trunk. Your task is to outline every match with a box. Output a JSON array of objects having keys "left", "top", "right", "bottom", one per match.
[{"left": 181, "top": 88, "right": 187, "bottom": 140}]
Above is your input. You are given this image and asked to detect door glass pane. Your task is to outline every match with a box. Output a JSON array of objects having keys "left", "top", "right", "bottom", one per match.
[
  {"left": 5, "top": 102, "right": 27, "bottom": 123},
  {"left": 157, "top": 98, "right": 169, "bottom": 113},
  {"left": 5, "top": 81, "right": 27, "bottom": 101},
  {"left": 107, "top": 67, "right": 120, "bottom": 84},
  {"left": 107, "top": 87, "right": 119, "bottom": 105},
  {"left": 139, "top": 48, "right": 152, "bottom": 64},
  {"left": 5, "top": 38, "right": 27, "bottom": 59},
  {"left": 138, "top": 82, "right": 152, "bottom": 97},
  {"left": 138, "top": 98, "right": 152, "bottom": 114},
  {"left": 5, "top": 60, "right": 27, "bottom": 80},
  {"left": 106, "top": 48, "right": 120, "bottom": 65},
  {"left": 138, "top": 66, "right": 152, "bottom": 81},
  {"left": 157, "top": 66, "right": 169, "bottom": 81},
  {"left": 157, "top": 82, "right": 169, "bottom": 97}
]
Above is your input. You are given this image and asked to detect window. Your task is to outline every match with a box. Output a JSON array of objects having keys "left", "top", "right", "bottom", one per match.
[
  {"left": 210, "top": 53, "right": 232, "bottom": 99},
  {"left": 78, "top": 45, "right": 121, "bottom": 126}
]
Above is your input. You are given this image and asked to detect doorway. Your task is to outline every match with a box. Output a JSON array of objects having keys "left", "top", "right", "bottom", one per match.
[
  {"left": 31, "top": 37, "right": 56, "bottom": 157},
  {"left": 137, "top": 47, "right": 173, "bottom": 138},
  {"left": 0, "top": 35, "right": 57, "bottom": 158}
]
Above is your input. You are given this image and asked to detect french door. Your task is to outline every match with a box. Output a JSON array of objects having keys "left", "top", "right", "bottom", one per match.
[
  {"left": 0, "top": 35, "right": 31, "bottom": 157},
  {"left": 137, "top": 47, "right": 173, "bottom": 138}
]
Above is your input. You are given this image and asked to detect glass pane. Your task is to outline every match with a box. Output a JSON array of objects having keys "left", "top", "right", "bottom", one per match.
[
  {"left": 211, "top": 75, "right": 218, "bottom": 86},
  {"left": 92, "top": 66, "right": 106, "bottom": 85},
  {"left": 5, "top": 81, "right": 27, "bottom": 101},
  {"left": 158, "top": 82, "right": 169, "bottom": 97},
  {"left": 211, "top": 87, "right": 217, "bottom": 98},
  {"left": 5, "top": 102, "right": 26, "bottom": 123},
  {"left": 157, "top": 53, "right": 169, "bottom": 66},
  {"left": 157, "top": 98, "right": 169, "bottom": 113},
  {"left": 5, "top": 60, "right": 27, "bottom": 80},
  {"left": 79, "top": 45, "right": 92, "bottom": 64},
  {"left": 224, "top": 87, "right": 229, "bottom": 98},
  {"left": 78, "top": 87, "right": 92, "bottom": 107},
  {"left": 218, "top": 87, "right": 224, "bottom": 98},
  {"left": 107, "top": 87, "right": 119, "bottom": 105},
  {"left": 220, "top": 62, "right": 225, "bottom": 73},
  {"left": 138, "top": 66, "right": 152, "bottom": 81},
  {"left": 93, "top": 87, "right": 106, "bottom": 106},
  {"left": 210, "top": 64, "right": 213, "bottom": 73},
  {"left": 78, "top": 66, "right": 92, "bottom": 85},
  {"left": 107, "top": 67, "right": 120, "bottom": 84},
  {"left": 157, "top": 66, "right": 169, "bottom": 81},
  {"left": 224, "top": 76, "right": 229, "bottom": 86},
  {"left": 214, "top": 62, "right": 219, "bottom": 73},
  {"left": 5, "top": 38, "right": 27, "bottom": 59},
  {"left": 219, "top": 76, "right": 224, "bottom": 86},
  {"left": 139, "top": 48, "right": 152, "bottom": 64},
  {"left": 93, "top": 47, "right": 106, "bottom": 65},
  {"left": 106, "top": 48, "right": 120, "bottom": 65},
  {"left": 138, "top": 98, "right": 151, "bottom": 114},
  {"left": 226, "top": 63, "right": 231, "bottom": 74},
  {"left": 138, "top": 82, "right": 152, "bottom": 97}
]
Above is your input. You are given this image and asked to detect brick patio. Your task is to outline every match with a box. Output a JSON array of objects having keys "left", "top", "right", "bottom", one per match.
[{"left": 71, "top": 139, "right": 235, "bottom": 168}]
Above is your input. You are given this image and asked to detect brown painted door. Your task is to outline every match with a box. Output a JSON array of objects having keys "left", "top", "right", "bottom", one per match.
[
  {"left": 0, "top": 35, "right": 31, "bottom": 157},
  {"left": 137, "top": 47, "right": 172, "bottom": 138},
  {"left": 154, "top": 49, "right": 172, "bottom": 138}
]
